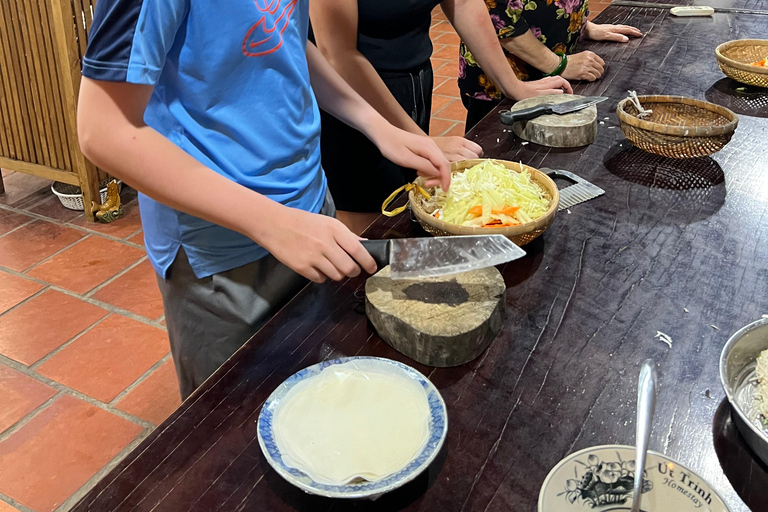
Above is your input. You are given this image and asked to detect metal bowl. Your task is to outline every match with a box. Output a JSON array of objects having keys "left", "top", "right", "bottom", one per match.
[{"left": 719, "top": 317, "right": 768, "bottom": 466}]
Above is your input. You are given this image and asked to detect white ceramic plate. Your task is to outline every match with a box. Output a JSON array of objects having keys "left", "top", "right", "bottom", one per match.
[
  {"left": 539, "top": 445, "right": 731, "bottom": 512},
  {"left": 257, "top": 356, "right": 448, "bottom": 499}
]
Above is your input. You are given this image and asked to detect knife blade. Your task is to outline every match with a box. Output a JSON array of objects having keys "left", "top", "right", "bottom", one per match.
[
  {"left": 361, "top": 235, "right": 525, "bottom": 280},
  {"left": 500, "top": 96, "right": 609, "bottom": 125}
]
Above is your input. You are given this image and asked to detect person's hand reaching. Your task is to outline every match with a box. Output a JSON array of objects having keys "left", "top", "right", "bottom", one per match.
[
  {"left": 509, "top": 76, "right": 573, "bottom": 100},
  {"left": 584, "top": 22, "right": 642, "bottom": 43},
  {"left": 562, "top": 51, "right": 605, "bottom": 82},
  {"left": 367, "top": 121, "right": 451, "bottom": 190},
  {"left": 432, "top": 136, "right": 483, "bottom": 162}
]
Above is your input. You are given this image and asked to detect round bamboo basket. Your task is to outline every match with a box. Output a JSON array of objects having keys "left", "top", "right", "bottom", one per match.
[
  {"left": 716, "top": 39, "right": 768, "bottom": 88},
  {"left": 409, "top": 159, "right": 559, "bottom": 246},
  {"left": 616, "top": 96, "right": 738, "bottom": 159}
]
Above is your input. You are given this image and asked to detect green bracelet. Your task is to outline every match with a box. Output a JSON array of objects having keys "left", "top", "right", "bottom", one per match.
[{"left": 545, "top": 53, "right": 567, "bottom": 77}]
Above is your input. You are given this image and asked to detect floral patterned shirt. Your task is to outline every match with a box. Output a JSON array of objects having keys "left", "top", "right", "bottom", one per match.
[{"left": 458, "top": 0, "right": 589, "bottom": 101}]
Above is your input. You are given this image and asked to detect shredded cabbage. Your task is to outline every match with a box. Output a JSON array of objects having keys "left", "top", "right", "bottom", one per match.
[{"left": 424, "top": 160, "right": 550, "bottom": 227}]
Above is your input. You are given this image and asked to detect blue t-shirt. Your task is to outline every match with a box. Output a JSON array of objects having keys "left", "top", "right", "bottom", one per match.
[{"left": 82, "top": 0, "right": 326, "bottom": 278}]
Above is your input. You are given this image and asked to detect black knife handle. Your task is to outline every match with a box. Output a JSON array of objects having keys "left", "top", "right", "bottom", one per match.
[
  {"left": 500, "top": 105, "right": 554, "bottom": 125},
  {"left": 360, "top": 239, "right": 391, "bottom": 269}
]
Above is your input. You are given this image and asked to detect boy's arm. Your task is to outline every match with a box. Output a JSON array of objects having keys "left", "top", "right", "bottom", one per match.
[
  {"left": 309, "top": 0, "right": 481, "bottom": 162},
  {"left": 77, "top": 78, "right": 376, "bottom": 283},
  {"left": 305, "top": 42, "right": 451, "bottom": 191}
]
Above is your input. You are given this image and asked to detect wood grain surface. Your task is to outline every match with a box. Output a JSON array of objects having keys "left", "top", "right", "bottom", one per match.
[{"left": 71, "top": 4, "right": 768, "bottom": 512}]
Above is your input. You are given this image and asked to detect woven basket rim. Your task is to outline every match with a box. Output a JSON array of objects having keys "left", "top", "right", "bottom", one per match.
[
  {"left": 408, "top": 159, "right": 559, "bottom": 237},
  {"left": 616, "top": 95, "right": 738, "bottom": 137},
  {"left": 715, "top": 39, "right": 768, "bottom": 76}
]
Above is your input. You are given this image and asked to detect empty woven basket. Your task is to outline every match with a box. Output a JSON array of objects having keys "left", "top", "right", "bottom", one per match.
[
  {"left": 617, "top": 96, "right": 738, "bottom": 159},
  {"left": 716, "top": 39, "right": 768, "bottom": 88}
]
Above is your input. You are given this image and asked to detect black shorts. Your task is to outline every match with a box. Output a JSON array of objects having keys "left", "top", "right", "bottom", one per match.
[
  {"left": 461, "top": 95, "right": 502, "bottom": 134},
  {"left": 320, "top": 61, "right": 433, "bottom": 213}
]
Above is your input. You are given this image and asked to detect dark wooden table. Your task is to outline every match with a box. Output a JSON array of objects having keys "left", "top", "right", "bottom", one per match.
[{"left": 73, "top": 4, "right": 768, "bottom": 512}]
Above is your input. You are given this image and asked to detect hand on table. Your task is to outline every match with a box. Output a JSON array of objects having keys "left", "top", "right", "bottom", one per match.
[
  {"left": 431, "top": 136, "right": 483, "bottom": 162},
  {"left": 510, "top": 76, "right": 573, "bottom": 100},
  {"left": 584, "top": 22, "right": 643, "bottom": 43},
  {"left": 367, "top": 122, "right": 451, "bottom": 190},
  {"left": 260, "top": 205, "right": 377, "bottom": 283},
  {"left": 562, "top": 51, "right": 606, "bottom": 82}
]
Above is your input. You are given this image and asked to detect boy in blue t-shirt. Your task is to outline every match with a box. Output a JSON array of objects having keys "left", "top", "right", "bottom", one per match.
[{"left": 78, "top": 0, "right": 451, "bottom": 399}]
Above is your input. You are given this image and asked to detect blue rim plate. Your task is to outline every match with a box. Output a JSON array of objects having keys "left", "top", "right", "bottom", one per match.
[{"left": 257, "top": 356, "right": 448, "bottom": 499}]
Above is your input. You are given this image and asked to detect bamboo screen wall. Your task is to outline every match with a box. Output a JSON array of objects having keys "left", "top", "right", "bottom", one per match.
[{"left": 0, "top": 0, "right": 105, "bottom": 221}]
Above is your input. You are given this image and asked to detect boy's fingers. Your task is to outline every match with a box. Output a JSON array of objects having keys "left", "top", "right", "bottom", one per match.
[
  {"left": 336, "top": 232, "right": 377, "bottom": 274},
  {"left": 304, "top": 267, "right": 327, "bottom": 284},
  {"left": 324, "top": 243, "right": 362, "bottom": 278},
  {"left": 316, "top": 258, "right": 345, "bottom": 282}
]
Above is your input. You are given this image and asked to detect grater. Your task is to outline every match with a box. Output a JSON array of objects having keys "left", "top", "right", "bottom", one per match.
[{"left": 542, "top": 169, "right": 605, "bottom": 211}]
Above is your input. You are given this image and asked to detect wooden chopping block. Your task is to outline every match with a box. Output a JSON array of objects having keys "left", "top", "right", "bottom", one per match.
[
  {"left": 509, "top": 94, "right": 598, "bottom": 148},
  {"left": 365, "top": 266, "right": 505, "bottom": 367}
]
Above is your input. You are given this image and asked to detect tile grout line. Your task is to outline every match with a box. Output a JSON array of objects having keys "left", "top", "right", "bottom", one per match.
[
  {"left": 0, "top": 352, "right": 156, "bottom": 430},
  {"left": 438, "top": 121, "right": 460, "bottom": 137},
  {"left": 53, "top": 427, "right": 153, "bottom": 512},
  {"left": 0, "top": 284, "right": 51, "bottom": 318},
  {"left": 0, "top": 202, "right": 142, "bottom": 248},
  {"left": 0, "top": 264, "right": 167, "bottom": 331},
  {"left": 84, "top": 255, "right": 148, "bottom": 298},
  {"left": 0, "top": 217, "right": 37, "bottom": 240},
  {"left": 124, "top": 227, "right": 143, "bottom": 242},
  {"left": 0, "top": 391, "right": 62, "bottom": 445},
  {"left": 28, "top": 314, "right": 114, "bottom": 372},
  {"left": 109, "top": 353, "right": 173, "bottom": 407},
  {"left": 19, "top": 234, "right": 92, "bottom": 274},
  {"left": 0, "top": 491, "right": 37, "bottom": 512}
]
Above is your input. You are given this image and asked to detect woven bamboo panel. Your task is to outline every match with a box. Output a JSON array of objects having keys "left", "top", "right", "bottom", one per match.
[{"left": 0, "top": 0, "right": 105, "bottom": 219}]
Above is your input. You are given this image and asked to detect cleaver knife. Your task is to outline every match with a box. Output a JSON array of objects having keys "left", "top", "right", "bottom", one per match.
[
  {"left": 361, "top": 235, "right": 525, "bottom": 280},
  {"left": 500, "top": 96, "right": 608, "bottom": 125}
]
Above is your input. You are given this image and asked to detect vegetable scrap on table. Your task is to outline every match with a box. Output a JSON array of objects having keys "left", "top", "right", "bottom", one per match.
[{"left": 655, "top": 331, "right": 673, "bottom": 348}]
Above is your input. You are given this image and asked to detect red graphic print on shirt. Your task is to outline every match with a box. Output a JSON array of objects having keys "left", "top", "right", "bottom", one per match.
[{"left": 242, "top": 0, "right": 298, "bottom": 57}]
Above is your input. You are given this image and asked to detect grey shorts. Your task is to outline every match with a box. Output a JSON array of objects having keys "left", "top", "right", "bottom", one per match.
[{"left": 156, "top": 193, "right": 336, "bottom": 400}]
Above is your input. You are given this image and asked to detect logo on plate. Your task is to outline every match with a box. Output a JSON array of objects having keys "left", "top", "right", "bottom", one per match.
[{"left": 560, "top": 453, "right": 652, "bottom": 507}]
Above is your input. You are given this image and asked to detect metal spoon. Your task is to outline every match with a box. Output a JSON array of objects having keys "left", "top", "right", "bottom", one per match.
[{"left": 631, "top": 360, "right": 657, "bottom": 512}]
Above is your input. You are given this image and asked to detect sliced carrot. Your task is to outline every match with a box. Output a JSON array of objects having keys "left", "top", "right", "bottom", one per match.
[
  {"left": 494, "top": 205, "right": 521, "bottom": 215},
  {"left": 468, "top": 205, "right": 483, "bottom": 216},
  {"left": 434, "top": 211, "right": 440, "bottom": 219}
]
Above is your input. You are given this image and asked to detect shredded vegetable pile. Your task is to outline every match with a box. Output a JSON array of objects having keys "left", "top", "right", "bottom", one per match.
[
  {"left": 423, "top": 160, "right": 550, "bottom": 228},
  {"left": 750, "top": 57, "right": 768, "bottom": 67}
]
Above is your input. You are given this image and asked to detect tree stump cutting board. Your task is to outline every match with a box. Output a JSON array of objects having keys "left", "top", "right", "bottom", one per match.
[
  {"left": 365, "top": 266, "right": 505, "bottom": 367},
  {"left": 509, "top": 94, "right": 598, "bottom": 148}
]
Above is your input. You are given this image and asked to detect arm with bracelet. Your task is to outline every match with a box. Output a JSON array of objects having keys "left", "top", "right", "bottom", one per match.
[
  {"left": 487, "top": 1, "right": 641, "bottom": 82},
  {"left": 499, "top": 24, "right": 604, "bottom": 82}
]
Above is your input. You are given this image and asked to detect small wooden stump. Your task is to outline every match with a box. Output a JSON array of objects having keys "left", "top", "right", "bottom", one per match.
[
  {"left": 365, "top": 266, "right": 506, "bottom": 367},
  {"left": 510, "top": 94, "right": 598, "bottom": 148}
]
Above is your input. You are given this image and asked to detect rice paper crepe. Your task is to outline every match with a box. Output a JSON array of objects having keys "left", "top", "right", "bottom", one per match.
[{"left": 273, "top": 360, "right": 431, "bottom": 486}]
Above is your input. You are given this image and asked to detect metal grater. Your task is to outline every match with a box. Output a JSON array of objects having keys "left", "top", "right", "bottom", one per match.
[{"left": 542, "top": 169, "right": 605, "bottom": 211}]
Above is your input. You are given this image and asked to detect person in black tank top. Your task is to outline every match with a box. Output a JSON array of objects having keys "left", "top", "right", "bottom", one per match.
[{"left": 310, "top": 0, "right": 572, "bottom": 235}]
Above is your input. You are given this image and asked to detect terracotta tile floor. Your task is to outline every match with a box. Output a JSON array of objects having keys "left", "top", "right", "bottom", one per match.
[
  {"left": 0, "top": 5, "right": 609, "bottom": 511},
  {"left": 0, "top": 174, "right": 178, "bottom": 512}
]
